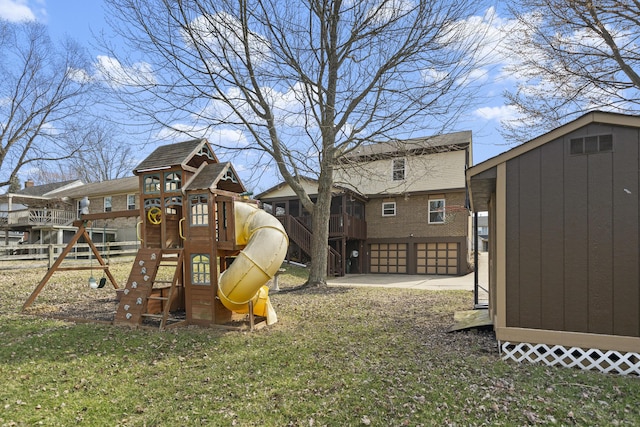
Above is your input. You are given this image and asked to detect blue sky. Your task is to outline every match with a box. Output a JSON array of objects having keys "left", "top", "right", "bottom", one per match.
[{"left": 1, "top": 0, "right": 520, "bottom": 189}]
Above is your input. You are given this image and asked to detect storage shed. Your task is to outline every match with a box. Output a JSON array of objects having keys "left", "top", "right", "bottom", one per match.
[{"left": 467, "top": 111, "right": 640, "bottom": 375}]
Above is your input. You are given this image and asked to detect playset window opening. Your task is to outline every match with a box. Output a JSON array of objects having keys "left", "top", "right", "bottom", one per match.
[
  {"left": 143, "top": 174, "right": 161, "bottom": 194},
  {"left": 190, "top": 194, "right": 209, "bottom": 226},
  {"left": 164, "top": 172, "right": 182, "bottom": 192},
  {"left": 191, "top": 254, "right": 210, "bottom": 285}
]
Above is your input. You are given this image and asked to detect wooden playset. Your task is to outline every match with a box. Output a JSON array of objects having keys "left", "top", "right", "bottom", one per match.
[{"left": 22, "top": 139, "right": 288, "bottom": 330}]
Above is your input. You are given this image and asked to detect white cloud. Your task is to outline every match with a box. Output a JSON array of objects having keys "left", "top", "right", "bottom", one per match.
[
  {"left": 67, "top": 67, "right": 92, "bottom": 84},
  {"left": 184, "top": 12, "right": 271, "bottom": 66},
  {"left": 154, "top": 124, "right": 207, "bottom": 142},
  {"left": 93, "top": 55, "right": 156, "bottom": 88},
  {"left": 0, "top": 0, "right": 35, "bottom": 22},
  {"left": 207, "top": 127, "right": 249, "bottom": 148},
  {"left": 366, "top": 0, "right": 414, "bottom": 25},
  {"left": 474, "top": 105, "right": 520, "bottom": 121}
]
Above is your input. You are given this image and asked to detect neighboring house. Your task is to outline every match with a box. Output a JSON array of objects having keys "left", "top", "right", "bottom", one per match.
[
  {"left": 257, "top": 131, "right": 473, "bottom": 276},
  {"left": 467, "top": 111, "right": 640, "bottom": 375},
  {"left": 0, "top": 179, "right": 84, "bottom": 246},
  {"left": 0, "top": 176, "right": 140, "bottom": 251},
  {"left": 54, "top": 176, "right": 140, "bottom": 243},
  {"left": 476, "top": 215, "right": 489, "bottom": 252}
]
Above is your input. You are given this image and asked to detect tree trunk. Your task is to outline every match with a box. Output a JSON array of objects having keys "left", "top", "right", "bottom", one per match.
[{"left": 307, "top": 167, "right": 334, "bottom": 286}]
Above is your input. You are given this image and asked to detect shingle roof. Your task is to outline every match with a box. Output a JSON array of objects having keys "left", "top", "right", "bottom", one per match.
[
  {"left": 134, "top": 139, "right": 211, "bottom": 172},
  {"left": 186, "top": 163, "right": 229, "bottom": 191},
  {"left": 341, "top": 131, "right": 471, "bottom": 161},
  {"left": 13, "top": 180, "right": 83, "bottom": 197},
  {"left": 255, "top": 176, "right": 365, "bottom": 200},
  {"left": 185, "top": 163, "right": 246, "bottom": 193},
  {"left": 54, "top": 176, "right": 139, "bottom": 199}
]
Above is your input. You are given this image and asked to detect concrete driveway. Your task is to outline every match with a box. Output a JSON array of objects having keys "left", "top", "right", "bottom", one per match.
[
  {"left": 326, "top": 252, "right": 489, "bottom": 303},
  {"left": 327, "top": 271, "right": 474, "bottom": 290}
]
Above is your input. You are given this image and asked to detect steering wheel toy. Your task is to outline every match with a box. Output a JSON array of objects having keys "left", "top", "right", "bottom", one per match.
[{"left": 147, "top": 207, "right": 162, "bottom": 224}]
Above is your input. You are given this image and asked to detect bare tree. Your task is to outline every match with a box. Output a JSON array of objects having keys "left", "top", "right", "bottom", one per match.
[
  {"left": 0, "top": 20, "right": 93, "bottom": 189},
  {"left": 502, "top": 0, "right": 640, "bottom": 143},
  {"left": 103, "top": 0, "right": 486, "bottom": 285},
  {"left": 29, "top": 121, "right": 137, "bottom": 184},
  {"left": 63, "top": 121, "right": 137, "bottom": 182}
]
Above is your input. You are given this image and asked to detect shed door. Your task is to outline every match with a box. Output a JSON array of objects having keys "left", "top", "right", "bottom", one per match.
[
  {"left": 417, "top": 242, "right": 458, "bottom": 275},
  {"left": 369, "top": 243, "right": 407, "bottom": 273}
]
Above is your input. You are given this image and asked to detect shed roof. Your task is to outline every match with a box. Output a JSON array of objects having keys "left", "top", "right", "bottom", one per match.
[
  {"left": 466, "top": 111, "right": 640, "bottom": 211},
  {"left": 133, "top": 139, "right": 218, "bottom": 173}
]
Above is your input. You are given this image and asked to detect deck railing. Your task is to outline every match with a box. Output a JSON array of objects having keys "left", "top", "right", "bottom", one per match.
[
  {"left": 277, "top": 214, "right": 345, "bottom": 276},
  {"left": 292, "top": 213, "right": 366, "bottom": 240},
  {"left": 0, "top": 208, "right": 76, "bottom": 226}
]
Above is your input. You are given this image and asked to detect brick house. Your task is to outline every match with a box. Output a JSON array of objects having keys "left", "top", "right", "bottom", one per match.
[
  {"left": 54, "top": 176, "right": 140, "bottom": 243},
  {"left": 257, "top": 131, "right": 473, "bottom": 276}
]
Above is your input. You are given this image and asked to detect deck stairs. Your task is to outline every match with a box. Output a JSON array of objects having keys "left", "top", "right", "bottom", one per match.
[
  {"left": 280, "top": 214, "right": 341, "bottom": 276},
  {"left": 114, "top": 248, "right": 184, "bottom": 329}
]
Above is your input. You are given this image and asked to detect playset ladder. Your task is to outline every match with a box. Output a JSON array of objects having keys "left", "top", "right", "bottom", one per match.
[{"left": 114, "top": 248, "right": 184, "bottom": 330}]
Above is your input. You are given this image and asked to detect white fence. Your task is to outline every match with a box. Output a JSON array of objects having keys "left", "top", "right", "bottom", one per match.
[{"left": 0, "top": 240, "right": 141, "bottom": 267}]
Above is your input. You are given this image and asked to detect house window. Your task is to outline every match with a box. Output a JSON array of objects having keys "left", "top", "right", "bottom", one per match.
[
  {"left": 569, "top": 134, "right": 613, "bottom": 155},
  {"left": 429, "top": 199, "right": 445, "bottom": 224},
  {"left": 392, "top": 158, "right": 405, "bottom": 181},
  {"left": 382, "top": 202, "right": 396, "bottom": 217},
  {"left": 190, "top": 194, "right": 208, "bottom": 226},
  {"left": 191, "top": 254, "right": 210, "bottom": 285},
  {"left": 164, "top": 172, "right": 182, "bottom": 192},
  {"left": 143, "top": 174, "right": 161, "bottom": 194},
  {"left": 104, "top": 196, "right": 112, "bottom": 212},
  {"left": 127, "top": 194, "right": 136, "bottom": 210}
]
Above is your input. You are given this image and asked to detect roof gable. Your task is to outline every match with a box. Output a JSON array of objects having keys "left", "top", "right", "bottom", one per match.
[
  {"left": 467, "top": 111, "right": 640, "bottom": 211},
  {"left": 468, "top": 111, "right": 640, "bottom": 176},
  {"left": 134, "top": 139, "right": 218, "bottom": 173},
  {"left": 184, "top": 162, "right": 246, "bottom": 194}
]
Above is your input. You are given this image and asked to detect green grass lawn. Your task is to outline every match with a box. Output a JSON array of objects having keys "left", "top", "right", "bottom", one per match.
[{"left": 1, "top": 260, "right": 638, "bottom": 426}]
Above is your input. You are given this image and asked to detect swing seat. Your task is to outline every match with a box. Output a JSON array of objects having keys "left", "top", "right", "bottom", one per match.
[{"left": 98, "top": 277, "right": 108, "bottom": 288}]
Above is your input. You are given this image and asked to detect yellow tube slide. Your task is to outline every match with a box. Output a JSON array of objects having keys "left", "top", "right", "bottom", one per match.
[{"left": 217, "top": 202, "right": 289, "bottom": 325}]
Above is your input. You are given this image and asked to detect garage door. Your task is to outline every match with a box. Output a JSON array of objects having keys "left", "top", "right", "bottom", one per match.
[
  {"left": 369, "top": 243, "right": 407, "bottom": 273},
  {"left": 416, "top": 242, "right": 458, "bottom": 275}
]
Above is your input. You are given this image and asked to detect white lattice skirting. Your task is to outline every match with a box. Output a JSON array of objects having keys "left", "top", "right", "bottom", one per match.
[{"left": 500, "top": 341, "right": 640, "bottom": 376}]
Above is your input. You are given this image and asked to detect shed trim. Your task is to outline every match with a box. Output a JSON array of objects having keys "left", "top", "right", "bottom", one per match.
[
  {"left": 495, "top": 163, "right": 507, "bottom": 328},
  {"left": 468, "top": 111, "right": 640, "bottom": 178},
  {"left": 496, "top": 327, "right": 640, "bottom": 354}
]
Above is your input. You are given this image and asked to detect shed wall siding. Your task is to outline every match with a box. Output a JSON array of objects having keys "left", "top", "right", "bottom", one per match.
[{"left": 505, "top": 123, "right": 640, "bottom": 338}]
